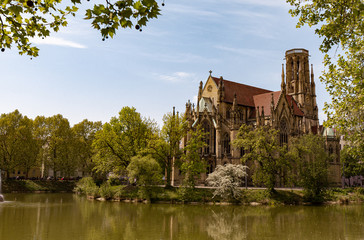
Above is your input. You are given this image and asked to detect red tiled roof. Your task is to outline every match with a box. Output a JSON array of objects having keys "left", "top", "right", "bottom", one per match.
[
  {"left": 253, "top": 91, "right": 304, "bottom": 117},
  {"left": 212, "top": 77, "right": 271, "bottom": 107}
]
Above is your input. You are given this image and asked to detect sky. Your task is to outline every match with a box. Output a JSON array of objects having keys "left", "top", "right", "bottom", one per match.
[{"left": 0, "top": 0, "right": 331, "bottom": 128}]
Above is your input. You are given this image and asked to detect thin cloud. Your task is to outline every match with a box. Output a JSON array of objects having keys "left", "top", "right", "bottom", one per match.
[
  {"left": 167, "top": 4, "right": 220, "bottom": 17},
  {"left": 31, "top": 37, "right": 87, "bottom": 49},
  {"left": 215, "top": 45, "right": 277, "bottom": 58},
  {"left": 158, "top": 72, "right": 195, "bottom": 83},
  {"left": 226, "top": 9, "right": 274, "bottom": 19},
  {"left": 231, "top": 0, "right": 290, "bottom": 8}
]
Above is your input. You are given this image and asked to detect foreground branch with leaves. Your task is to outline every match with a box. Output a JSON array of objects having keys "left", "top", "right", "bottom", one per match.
[
  {"left": 287, "top": 0, "right": 364, "bottom": 158},
  {"left": 0, "top": 0, "right": 163, "bottom": 56}
]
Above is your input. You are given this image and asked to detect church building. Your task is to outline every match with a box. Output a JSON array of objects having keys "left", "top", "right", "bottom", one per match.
[{"left": 173, "top": 48, "right": 341, "bottom": 186}]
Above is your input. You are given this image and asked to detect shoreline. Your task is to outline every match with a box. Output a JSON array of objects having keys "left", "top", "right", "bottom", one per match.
[{"left": 2, "top": 180, "right": 364, "bottom": 206}]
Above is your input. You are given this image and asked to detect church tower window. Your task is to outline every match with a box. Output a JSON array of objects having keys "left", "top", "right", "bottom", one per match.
[
  {"left": 223, "top": 133, "right": 231, "bottom": 155},
  {"left": 280, "top": 119, "right": 288, "bottom": 146},
  {"left": 202, "top": 121, "right": 210, "bottom": 154}
]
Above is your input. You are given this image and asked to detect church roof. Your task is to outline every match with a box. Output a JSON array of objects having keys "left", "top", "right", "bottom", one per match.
[
  {"left": 211, "top": 77, "right": 271, "bottom": 107},
  {"left": 253, "top": 91, "right": 304, "bottom": 117},
  {"left": 198, "top": 97, "right": 214, "bottom": 112}
]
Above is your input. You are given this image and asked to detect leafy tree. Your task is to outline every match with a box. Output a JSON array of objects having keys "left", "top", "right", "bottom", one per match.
[
  {"left": 0, "top": 110, "right": 40, "bottom": 178},
  {"left": 34, "top": 114, "right": 75, "bottom": 178},
  {"left": 147, "top": 110, "right": 185, "bottom": 186},
  {"left": 0, "top": 0, "right": 163, "bottom": 57},
  {"left": 233, "top": 124, "right": 288, "bottom": 193},
  {"left": 289, "top": 134, "right": 329, "bottom": 201},
  {"left": 341, "top": 145, "right": 364, "bottom": 178},
  {"left": 72, "top": 119, "right": 102, "bottom": 176},
  {"left": 206, "top": 164, "right": 247, "bottom": 201},
  {"left": 127, "top": 155, "right": 162, "bottom": 187},
  {"left": 287, "top": 0, "right": 364, "bottom": 156},
  {"left": 92, "top": 106, "right": 156, "bottom": 175},
  {"left": 180, "top": 125, "right": 206, "bottom": 188}
]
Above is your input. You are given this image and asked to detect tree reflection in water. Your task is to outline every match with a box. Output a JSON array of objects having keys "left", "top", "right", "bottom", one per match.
[{"left": 1, "top": 194, "right": 364, "bottom": 240}]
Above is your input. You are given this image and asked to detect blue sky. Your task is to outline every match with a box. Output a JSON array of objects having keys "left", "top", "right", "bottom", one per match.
[{"left": 0, "top": 0, "right": 330, "bottom": 128}]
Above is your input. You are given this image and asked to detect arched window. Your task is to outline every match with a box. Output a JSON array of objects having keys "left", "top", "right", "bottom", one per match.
[
  {"left": 280, "top": 119, "right": 288, "bottom": 146},
  {"left": 223, "top": 133, "right": 230, "bottom": 155},
  {"left": 202, "top": 121, "right": 210, "bottom": 154},
  {"left": 240, "top": 147, "right": 245, "bottom": 157}
]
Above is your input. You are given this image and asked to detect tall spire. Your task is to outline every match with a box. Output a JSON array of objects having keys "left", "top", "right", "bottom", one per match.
[
  {"left": 281, "top": 64, "right": 286, "bottom": 92},
  {"left": 311, "top": 64, "right": 315, "bottom": 90}
]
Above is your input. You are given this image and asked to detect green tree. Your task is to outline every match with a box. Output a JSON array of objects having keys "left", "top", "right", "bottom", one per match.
[
  {"left": 287, "top": 0, "right": 364, "bottom": 156},
  {"left": 127, "top": 155, "right": 162, "bottom": 186},
  {"left": 233, "top": 124, "right": 289, "bottom": 193},
  {"left": 0, "top": 110, "right": 40, "bottom": 178},
  {"left": 92, "top": 106, "right": 156, "bottom": 175},
  {"left": 180, "top": 125, "right": 206, "bottom": 188},
  {"left": 206, "top": 164, "right": 247, "bottom": 201},
  {"left": 289, "top": 134, "right": 329, "bottom": 202},
  {"left": 147, "top": 110, "right": 185, "bottom": 187},
  {"left": 72, "top": 119, "right": 102, "bottom": 176},
  {"left": 341, "top": 145, "right": 364, "bottom": 178},
  {"left": 34, "top": 114, "right": 75, "bottom": 178},
  {"left": 0, "top": 0, "right": 162, "bottom": 57}
]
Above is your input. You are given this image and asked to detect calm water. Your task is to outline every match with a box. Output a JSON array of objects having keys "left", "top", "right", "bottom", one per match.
[{"left": 0, "top": 193, "right": 363, "bottom": 240}]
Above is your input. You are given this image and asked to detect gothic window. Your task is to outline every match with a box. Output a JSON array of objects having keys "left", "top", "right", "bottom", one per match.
[
  {"left": 240, "top": 110, "right": 244, "bottom": 121},
  {"left": 279, "top": 119, "right": 288, "bottom": 146},
  {"left": 223, "top": 133, "right": 231, "bottom": 155},
  {"left": 226, "top": 107, "right": 231, "bottom": 119},
  {"left": 329, "top": 145, "right": 333, "bottom": 155},
  {"left": 240, "top": 147, "right": 245, "bottom": 157},
  {"left": 202, "top": 121, "right": 210, "bottom": 154}
]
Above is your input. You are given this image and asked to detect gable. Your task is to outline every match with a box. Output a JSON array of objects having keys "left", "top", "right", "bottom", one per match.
[{"left": 201, "top": 76, "right": 219, "bottom": 102}]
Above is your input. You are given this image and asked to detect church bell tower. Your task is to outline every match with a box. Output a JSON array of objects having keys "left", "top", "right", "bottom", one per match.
[{"left": 285, "top": 48, "right": 318, "bottom": 125}]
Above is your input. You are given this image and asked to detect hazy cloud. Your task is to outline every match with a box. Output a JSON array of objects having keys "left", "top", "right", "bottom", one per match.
[
  {"left": 215, "top": 45, "right": 278, "bottom": 58},
  {"left": 167, "top": 4, "right": 220, "bottom": 17},
  {"left": 31, "top": 37, "right": 87, "bottom": 49},
  {"left": 158, "top": 72, "right": 195, "bottom": 83}
]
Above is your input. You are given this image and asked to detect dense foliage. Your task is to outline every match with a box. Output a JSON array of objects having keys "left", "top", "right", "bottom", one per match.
[
  {"left": 146, "top": 109, "right": 185, "bottom": 186},
  {"left": 233, "top": 124, "right": 289, "bottom": 193},
  {"left": 206, "top": 164, "right": 247, "bottom": 201},
  {"left": 288, "top": 0, "right": 364, "bottom": 159},
  {"left": 0, "top": 0, "right": 163, "bottom": 57},
  {"left": 289, "top": 134, "right": 329, "bottom": 202},
  {"left": 180, "top": 125, "right": 206, "bottom": 188},
  {"left": 92, "top": 106, "right": 156, "bottom": 175}
]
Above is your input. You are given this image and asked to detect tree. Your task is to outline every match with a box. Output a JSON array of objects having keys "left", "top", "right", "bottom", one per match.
[
  {"left": 233, "top": 124, "right": 289, "bottom": 193},
  {"left": 206, "top": 164, "right": 247, "bottom": 202},
  {"left": 289, "top": 134, "right": 329, "bottom": 201},
  {"left": 0, "top": 0, "right": 162, "bottom": 57},
  {"left": 72, "top": 119, "right": 102, "bottom": 176},
  {"left": 127, "top": 155, "right": 162, "bottom": 187},
  {"left": 34, "top": 114, "right": 75, "bottom": 178},
  {"left": 0, "top": 110, "right": 40, "bottom": 178},
  {"left": 180, "top": 125, "right": 206, "bottom": 188},
  {"left": 92, "top": 106, "right": 156, "bottom": 175},
  {"left": 147, "top": 110, "right": 185, "bottom": 186},
  {"left": 287, "top": 0, "right": 364, "bottom": 157},
  {"left": 341, "top": 145, "right": 364, "bottom": 178}
]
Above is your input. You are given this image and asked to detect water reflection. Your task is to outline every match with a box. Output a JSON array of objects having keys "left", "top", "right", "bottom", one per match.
[{"left": 0, "top": 193, "right": 363, "bottom": 240}]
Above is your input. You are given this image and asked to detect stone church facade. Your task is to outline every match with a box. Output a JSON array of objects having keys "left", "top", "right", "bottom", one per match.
[{"left": 173, "top": 48, "right": 341, "bottom": 186}]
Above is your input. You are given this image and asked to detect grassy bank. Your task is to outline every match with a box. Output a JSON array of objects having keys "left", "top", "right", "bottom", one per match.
[
  {"left": 2, "top": 180, "right": 76, "bottom": 193},
  {"left": 74, "top": 178, "right": 364, "bottom": 205}
]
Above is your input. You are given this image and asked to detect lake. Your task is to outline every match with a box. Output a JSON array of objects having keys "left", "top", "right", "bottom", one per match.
[{"left": 0, "top": 193, "right": 363, "bottom": 240}]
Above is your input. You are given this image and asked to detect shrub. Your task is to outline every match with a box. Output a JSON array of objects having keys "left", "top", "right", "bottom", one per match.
[
  {"left": 206, "top": 164, "right": 247, "bottom": 202},
  {"left": 74, "top": 177, "right": 97, "bottom": 194},
  {"left": 99, "top": 183, "right": 113, "bottom": 199}
]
